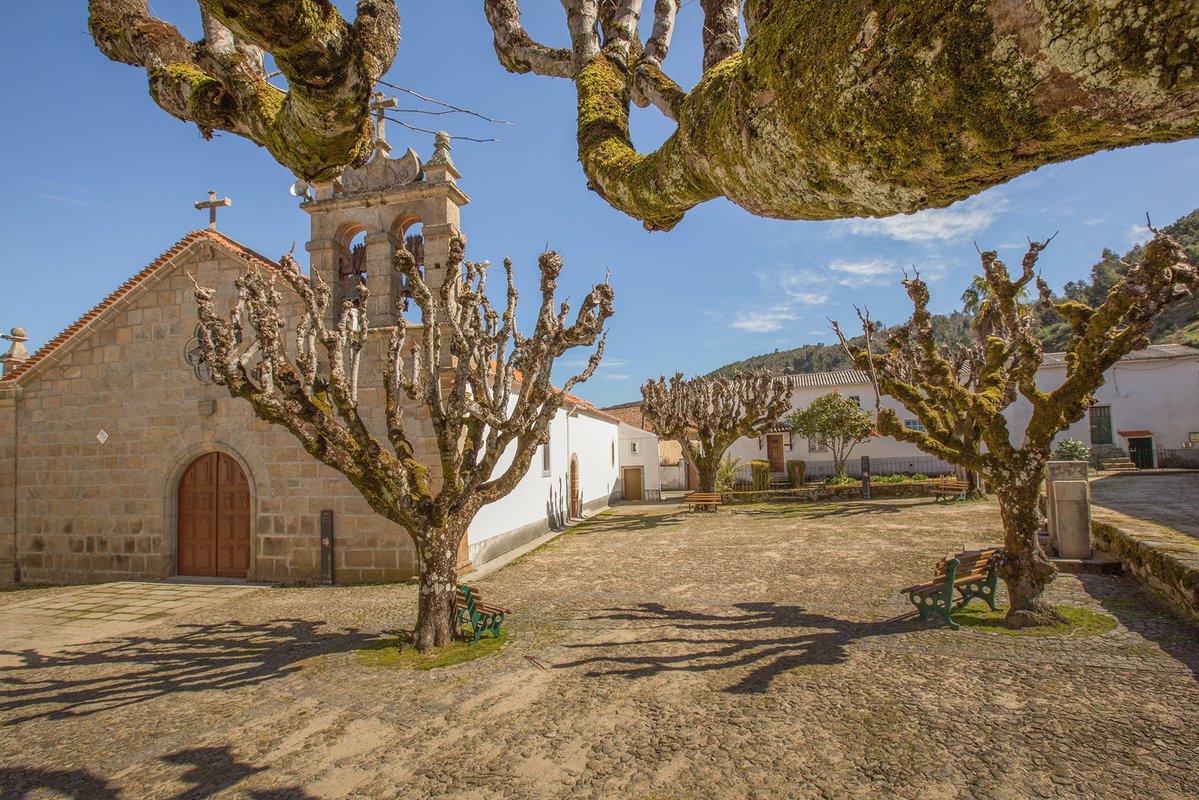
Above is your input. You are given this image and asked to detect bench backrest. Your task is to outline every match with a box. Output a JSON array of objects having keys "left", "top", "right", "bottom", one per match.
[
  {"left": 689, "top": 493, "right": 722, "bottom": 501},
  {"left": 935, "top": 480, "right": 968, "bottom": 489},
  {"left": 934, "top": 548, "right": 1000, "bottom": 580},
  {"left": 456, "top": 585, "right": 485, "bottom": 609}
]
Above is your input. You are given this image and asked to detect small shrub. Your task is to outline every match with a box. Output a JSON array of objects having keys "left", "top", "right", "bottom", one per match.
[
  {"left": 716, "top": 456, "right": 741, "bottom": 492},
  {"left": 1054, "top": 438, "right": 1091, "bottom": 462},
  {"left": 825, "top": 474, "right": 855, "bottom": 486},
  {"left": 786, "top": 459, "right": 806, "bottom": 487},
  {"left": 750, "top": 460, "right": 771, "bottom": 491},
  {"left": 910, "top": 473, "right": 929, "bottom": 481}
]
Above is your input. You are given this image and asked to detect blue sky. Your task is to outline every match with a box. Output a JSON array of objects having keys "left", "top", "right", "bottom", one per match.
[{"left": 3, "top": 2, "right": 1199, "bottom": 407}]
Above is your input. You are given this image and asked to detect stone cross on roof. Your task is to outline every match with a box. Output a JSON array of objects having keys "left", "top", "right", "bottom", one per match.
[
  {"left": 370, "top": 92, "right": 399, "bottom": 151},
  {"left": 194, "top": 191, "right": 232, "bottom": 231}
]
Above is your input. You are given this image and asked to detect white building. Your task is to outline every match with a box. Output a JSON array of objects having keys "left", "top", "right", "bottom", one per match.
[
  {"left": 1007, "top": 343, "right": 1199, "bottom": 469},
  {"left": 615, "top": 421, "right": 662, "bottom": 500},
  {"left": 717, "top": 343, "right": 1199, "bottom": 478},
  {"left": 469, "top": 395, "right": 624, "bottom": 566}
]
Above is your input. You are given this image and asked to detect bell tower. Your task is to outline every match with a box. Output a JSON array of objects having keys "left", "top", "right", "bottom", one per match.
[{"left": 302, "top": 116, "right": 469, "bottom": 327}]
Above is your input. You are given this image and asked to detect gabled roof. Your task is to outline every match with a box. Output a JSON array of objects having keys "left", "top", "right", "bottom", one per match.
[
  {"left": 781, "top": 369, "right": 872, "bottom": 389},
  {"left": 1040, "top": 342, "right": 1198, "bottom": 367},
  {"left": 1, "top": 230, "right": 281, "bottom": 385}
]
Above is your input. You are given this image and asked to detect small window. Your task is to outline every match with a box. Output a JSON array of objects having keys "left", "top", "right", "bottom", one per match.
[
  {"left": 630, "top": 441, "right": 640, "bottom": 455},
  {"left": 611, "top": 440, "right": 615, "bottom": 466},
  {"left": 542, "top": 436, "right": 551, "bottom": 474},
  {"left": 808, "top": 438, "right": 827, "bottom": 453},
  {"left": 848, "top": 395, "right": 861, "bottom": 407},
  {"left": 904, "top": 419, "right": 926, "bottom": 432}
]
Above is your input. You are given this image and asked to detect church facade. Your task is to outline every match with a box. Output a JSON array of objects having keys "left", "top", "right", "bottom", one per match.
[{"left": 0, "top": 134, "right": 629, "bottom": 586}]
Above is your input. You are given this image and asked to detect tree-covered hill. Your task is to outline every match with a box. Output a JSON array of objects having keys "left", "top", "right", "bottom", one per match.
[{"left": 709, "top": 210, "right": 1199, "bottom": 378}]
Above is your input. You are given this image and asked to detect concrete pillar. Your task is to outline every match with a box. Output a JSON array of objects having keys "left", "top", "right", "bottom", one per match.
[
  {"left": 1046, "top": 461, "right": 1089, "bottom": 556},
  {"left": 1053, "top": 480, "right": 1093, "bottom": 559}
]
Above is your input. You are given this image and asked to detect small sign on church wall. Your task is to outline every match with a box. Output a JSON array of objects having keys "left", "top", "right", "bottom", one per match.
[{"left": 96, "top": 429, "right": 109, "bottom": 445}]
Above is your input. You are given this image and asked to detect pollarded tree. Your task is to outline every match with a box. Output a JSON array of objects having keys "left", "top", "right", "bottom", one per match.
[
  {"left": 786, "top": 392, "right": 874, "bottom": 478},
  {"left": 193, "top": 237, "right": 614, "bottom": 650},
  {"left": 641, "top": 371, "right": 790, "bottom": 494},
  {"left": 88, "top": 0, "right": 400, "bottom": 181},
  {"left": 834, "top": 229, "right": 1197, "bottom": 628},
  {"left": 485, "top": 0, "right": 1199, "bottom": 230}
]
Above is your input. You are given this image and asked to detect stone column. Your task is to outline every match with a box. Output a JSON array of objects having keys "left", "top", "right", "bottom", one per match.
[{"left": 363, "top": 231, "right": 402, "bottom": 327}]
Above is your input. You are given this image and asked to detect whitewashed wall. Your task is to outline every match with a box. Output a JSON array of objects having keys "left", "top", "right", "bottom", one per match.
[
  {"left": 1006, "top": 355, "right": 1199, "bottom": 450},
  {"left": 467, "top": 405, "right": 620, "bottom": 565},
  {"left": 723, "top": 385, "right": 931, "bottom": 470}
]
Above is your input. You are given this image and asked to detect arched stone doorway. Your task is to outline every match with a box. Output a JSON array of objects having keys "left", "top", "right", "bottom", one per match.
[
  {"left": 178, "top": 453, "right": 251, "bottom": 578},
  {"left": 569, "top": 454, "right": 581, "bottom": 519}
]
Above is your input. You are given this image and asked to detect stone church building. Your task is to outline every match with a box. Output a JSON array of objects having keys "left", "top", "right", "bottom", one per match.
[{"left": 0, "top": 132, "right": 630, "bottom": 586}]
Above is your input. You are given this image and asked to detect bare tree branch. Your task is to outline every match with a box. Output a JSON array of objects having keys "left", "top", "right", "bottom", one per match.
[{"left": 193, "top": 235, "right": 614, "bottom": 650}]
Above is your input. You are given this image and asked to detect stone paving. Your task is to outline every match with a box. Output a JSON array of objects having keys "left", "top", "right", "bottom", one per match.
[
  {"left": 1, "top": 498, "right": 1197, "bottom": 799},
  {"left": 1092, "top": 472, "right": 1199, "bottom": 541},
  {"left": 0, "top": 581, "right": 261, "bottom": 668}
]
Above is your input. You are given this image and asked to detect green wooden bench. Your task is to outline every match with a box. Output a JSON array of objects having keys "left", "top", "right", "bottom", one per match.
[
  {"left": 931, "top": 479, "right": 969, "bottom": 502},
  {"left": 455, "top": 584, "right": 507, "bottom": 645},
  {"left": 681, "top": 492, "right": 722, "bottom": 512},
  {"left": 900, "top": 548, "right": 1001, "bottom": 630}
]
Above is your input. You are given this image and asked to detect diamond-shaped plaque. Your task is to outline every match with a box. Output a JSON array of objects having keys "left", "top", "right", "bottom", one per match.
[{"left": 96, "top": 429, "right": 109, "bottom": 445}]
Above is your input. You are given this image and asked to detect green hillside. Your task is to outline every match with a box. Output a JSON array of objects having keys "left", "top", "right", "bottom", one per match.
[{"left": 709, "top": 209, "right": 1199, "bottom": 378}]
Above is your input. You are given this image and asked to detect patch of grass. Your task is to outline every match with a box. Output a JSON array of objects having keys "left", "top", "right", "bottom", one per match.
[
  {"left": 956, "top": 604, "right": 1117, "bottom": 637},
  {"left": 358, "top": 628, "right": 510, "bottom": 670}
]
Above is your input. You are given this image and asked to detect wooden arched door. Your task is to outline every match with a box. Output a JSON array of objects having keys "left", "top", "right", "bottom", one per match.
[
  {"left": 178, "top": 453, "right": 251, "bottom": 578},
  {"left": 569, "top": 455, "right": 581, "bottom": 519}
]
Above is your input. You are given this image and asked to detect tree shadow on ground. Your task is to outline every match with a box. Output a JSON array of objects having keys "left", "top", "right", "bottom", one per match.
[
  {"left": 556, "top": 601, "right": 909, "bottom": 694},
  {"left": 1081, "top": 576, "right": 1199, "bottom": 685},
  {"left": 0, "top": 619, "right": 376, "bottom": 726},
  {"left": 0, "top": 746, "right": 319, "bottom": 799},
  {"left": 0, "top": 767, "right": 120, "bottom": 799},
  {"left": 160, "top": 746, "right": 320, "bottom": 800},
  {"left": 574, "top": 511, "right": 689, "bottom": 533},
  {"left": 731, "top": 502, "right": 906, "bottom": 520}
]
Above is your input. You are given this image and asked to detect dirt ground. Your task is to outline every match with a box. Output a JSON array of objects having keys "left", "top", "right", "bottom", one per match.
[{"left": 1, "top": 497, "right": 1197, "bottom": 799}]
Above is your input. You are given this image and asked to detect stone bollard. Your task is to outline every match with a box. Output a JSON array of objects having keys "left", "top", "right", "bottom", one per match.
[
  {"left": 1046, "top": 461, "right": 1089, "bottom": 556},
  {"left": 1053, "top": 480, "right": 1093, "bottom": 559}
]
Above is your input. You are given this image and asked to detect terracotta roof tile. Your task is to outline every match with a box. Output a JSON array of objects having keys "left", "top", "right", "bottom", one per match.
[{"left": 2, "top": 230, "right": 281, "bottom": 384}]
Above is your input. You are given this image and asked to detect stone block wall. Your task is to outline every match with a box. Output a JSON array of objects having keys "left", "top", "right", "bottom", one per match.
[{"left": 10, "top": 244, "right": 424, "bottom": 585}]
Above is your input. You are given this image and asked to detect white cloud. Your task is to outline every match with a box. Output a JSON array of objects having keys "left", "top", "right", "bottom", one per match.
[
  {"left": 827, "top": 258, "right": 900, "bottom": 288},
  {"left": 845, "top": 195, "right": 1002, "bottom": 242},
  {"left": 730, "top": 306, "right": 798, "bottom": 334},
  {"left": 1127, "top": 222, "right": 1153, "bottom": 245}
]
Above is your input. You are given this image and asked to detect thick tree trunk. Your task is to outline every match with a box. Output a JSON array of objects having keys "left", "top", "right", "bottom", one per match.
[
  {"left": 994, "top": 472, "right": 1065, "bottom": 628},
  {"left": 695, "top": 454, "right": 719, "bottom": 495},
  {"left": 414, "top": 525, "right": 465, "bottom": 651}
]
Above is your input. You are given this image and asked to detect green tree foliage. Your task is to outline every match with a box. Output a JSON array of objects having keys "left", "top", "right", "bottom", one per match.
[
  {"left": 786, "top": 393, "right": 875, "bottom": 477},
  {"left": 1054, "top": 439, "right": 1091, "bottom": 462}
]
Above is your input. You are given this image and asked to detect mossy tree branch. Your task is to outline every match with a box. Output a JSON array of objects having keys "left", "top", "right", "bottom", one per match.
[
  {"left": 834, "top": 229, "right": 1198, "bottom": 628},
  {"left": 487, "top": 0, "right": 1199, "bottom": 230},
  {"left": 89, "top": 0, "right": 400, "bottom": 181},
  {"left": 192, "top": 236, "right": 613, "bottom": 650}
]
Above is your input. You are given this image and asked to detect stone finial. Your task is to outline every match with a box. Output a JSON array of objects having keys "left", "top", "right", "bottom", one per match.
[
  {"left": 1, "top": 327, "right": 30, "bottom": 376},
  {"left": 424, "top": 131, "right": 461, "bottom": 182}
]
